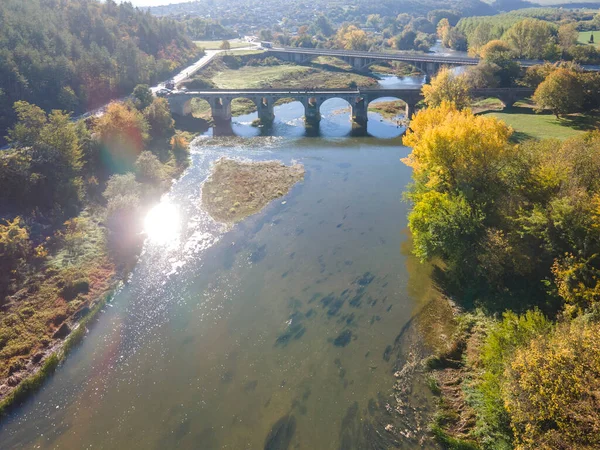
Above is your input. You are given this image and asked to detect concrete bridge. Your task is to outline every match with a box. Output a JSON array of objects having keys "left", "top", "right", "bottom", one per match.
[
  {"left": 267, "top": 47, "right": 483, "bottom": 75},
  {"left": 166, "top": 87, "right": 534, "bottom": 125},
  {"left": 266, "top": 47, "right": 600, "bottom": 74}
]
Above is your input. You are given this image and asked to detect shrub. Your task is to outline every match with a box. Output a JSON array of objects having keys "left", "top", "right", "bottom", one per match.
[
  {"left": 134, "top": 151, "right": 164, "bottom": 185},
  {"left": 469, "top": 309, "right": 553, "bottom": 447},
  {"left": 504, "top": 319, "right": 600, "bottom": 449},
  {"left": 103, "top": 173, "right": 142, "bottom": 234},
  {"left": 143, "top": 98, "right": 174, "bottom": 142},
  {"left": 170, "top": 135, "right": 189, "bottom": 163}
]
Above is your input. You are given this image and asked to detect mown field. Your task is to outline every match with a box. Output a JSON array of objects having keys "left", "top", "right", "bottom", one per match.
[
  {"left": 209, "top": 58, "right": 377, "bottom": 90},
  {"left": 485, "top": 107, "right": 600, "bottom": 141},
  {"left": 578, "top": 31, "right": 600, "bottom": 46},
  {"left": 194, "top": 40, "right": 250, "bottom": 50}
]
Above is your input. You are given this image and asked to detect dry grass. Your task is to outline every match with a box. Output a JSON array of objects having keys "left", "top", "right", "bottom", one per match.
[
  {"left": 0, "top": 213, "right": 116, "bottom": 397},
  {"left": 202, "top": 158, "right": 304, "bottom": 223}
]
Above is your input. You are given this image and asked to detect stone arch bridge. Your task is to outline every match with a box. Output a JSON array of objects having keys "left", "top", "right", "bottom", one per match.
[{"left": 166, "top": 87, "right": 534, "bottom": 126}]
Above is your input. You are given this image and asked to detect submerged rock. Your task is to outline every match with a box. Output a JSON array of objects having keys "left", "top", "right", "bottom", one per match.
[
  {"left": 264, "top": 414, "right": 296, "bottom": 450},
  {"left": 333, "top": 329, "right": 353, "bottom": 347}
]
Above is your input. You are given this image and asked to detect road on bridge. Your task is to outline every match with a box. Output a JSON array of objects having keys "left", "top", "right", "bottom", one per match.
[{"left": 267, "top": 46, "right": 600, "bottom": 71}]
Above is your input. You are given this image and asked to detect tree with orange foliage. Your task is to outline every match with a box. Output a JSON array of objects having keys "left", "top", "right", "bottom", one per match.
[{"left": 94, "top": 102, "right": 149, "bottom": 171}]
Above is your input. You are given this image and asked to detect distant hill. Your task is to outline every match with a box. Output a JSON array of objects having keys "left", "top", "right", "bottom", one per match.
[{"left": 0, "top": 0, "right": 199, "bottom": 139}]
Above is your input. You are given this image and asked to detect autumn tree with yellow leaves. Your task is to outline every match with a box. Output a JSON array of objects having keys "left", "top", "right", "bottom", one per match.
[
  {"left": 335, "top": 25, "right": 369, "bottom": 51},
  {"left": 505, "top": 319, "right": 600, "bottom": 449},
  {"left": 421, "top": 68, "right": 472, "bottom": 110},
  {"left": 402, "top": 103, "right": 514, "bottom": 264}
]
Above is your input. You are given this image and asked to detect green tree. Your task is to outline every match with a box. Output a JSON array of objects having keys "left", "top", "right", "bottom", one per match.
[
  {"left": 533, "top": 68, "right": 584, "bottom": 118},
  {"left": 395, "top": 30, "right": 417, "bottom": 50},
  {"left": 134, "top": 151, "right": 164, "bottom": 185},
  {"left": 6, "top": 101, "right": 47, "bottom": 147},
  {"left": 465, "top": 61, "right": 501, "bottom": 88},
  {"left": 219, "top": 40, "right": 231, "bottom": 50},
  {"left": 259, "top": 29, "right": 273, "bottom": 41},
  {"left": 366, "top": 14, "right": 382, "bottom": 31},
  {"left": 143, "top": 98, "right": 175, "bottom": 143},
  {"left": 314, "top": 15, "right": 334, "bottom": 37},
  {"left": 132, "top": 84, "right": 153, "bottom": 110},
  {"left": 480, "top": 40, "right": 520, "bottom": 86},
  {"left": 503, "top": 19, "right": 556, "bottom": 59},
  {"left": 469, "top": 24, "right": 494, "bottom": 55},
  {"left": 39, "top": 110, "right": 83, "bottom": 173}
]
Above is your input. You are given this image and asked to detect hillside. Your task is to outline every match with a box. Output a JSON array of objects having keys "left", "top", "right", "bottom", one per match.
[{"left": 0, "top": 0, "right": 199, "bottom": 140}]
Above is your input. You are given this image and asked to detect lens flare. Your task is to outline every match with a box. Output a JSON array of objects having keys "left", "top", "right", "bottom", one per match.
[{"left": 144, "top": 201, "right": 181, "bottom": 246}]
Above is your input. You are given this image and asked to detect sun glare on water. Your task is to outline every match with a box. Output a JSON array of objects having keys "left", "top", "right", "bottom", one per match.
[{"left": 144, "top": 201, "right": 182, "bottom": 246}]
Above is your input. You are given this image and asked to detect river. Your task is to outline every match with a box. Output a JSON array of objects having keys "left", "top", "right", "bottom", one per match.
[{"left": 0, "top": 76, "right": 447, "bottom": 450}]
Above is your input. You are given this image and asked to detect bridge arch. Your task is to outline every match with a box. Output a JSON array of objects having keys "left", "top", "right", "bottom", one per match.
[
  {"left": 319, "top": 97, "right": 352, "bottom": 119},
  {"left": 272, "top": 97, "right": 306, "bottom": 124},
  {"left": 188, "top": 98, "right": 212, "bottom": 121},
  {"left": 230, "top": 97, "right": 259, "bottom": 120},
  {"left": 367, "top": 96, "right": 408, "bottom": 122}
]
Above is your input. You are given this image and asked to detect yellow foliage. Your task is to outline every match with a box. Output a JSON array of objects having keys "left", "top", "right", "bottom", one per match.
[
  {"left": 0, "top": 217, "right": 30, "bottom": 264},
  {"left": 335, "top": 25, "right": 368, "bottom": 51},
  {"left": 504, "top": 319, "right": 600, "bottom": 449},
  {"left": 421, "top": 67, "right": 472, "bottom": 110},
  {"left": 402, "top": 103, "right": 513, "bottom": 192},
  {"left": 479, "top": 39, "right": 512, "bottom": 59},
  {"left": 552, "top": 253, "right": 600, "bottom": 313}
]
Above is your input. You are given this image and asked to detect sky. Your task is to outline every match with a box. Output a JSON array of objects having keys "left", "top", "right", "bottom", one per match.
[{"left": 124, "top": 0, "right": 192, "bottom": 7}]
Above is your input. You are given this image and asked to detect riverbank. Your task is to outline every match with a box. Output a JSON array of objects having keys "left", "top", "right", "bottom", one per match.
[
  {"left": 0, "top": 117, "right": 193, "bottom": 417},
  {"left": 201, "top": 158, "right": 305, "bottom": 223}
]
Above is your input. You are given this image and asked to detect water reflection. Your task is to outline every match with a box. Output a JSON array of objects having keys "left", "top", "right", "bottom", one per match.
[{"left": 144, "top": 200, "right": 181, "bottom": 247}]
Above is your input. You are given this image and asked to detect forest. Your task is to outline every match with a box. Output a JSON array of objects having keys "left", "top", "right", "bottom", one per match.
[{"left": 0, "top": 0, "right": 199, "bottom": 142}]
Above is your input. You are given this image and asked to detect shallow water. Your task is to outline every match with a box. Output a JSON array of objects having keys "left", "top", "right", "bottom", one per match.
[{"left": 0, "top": 82, "right": 442, "bottom": 450}]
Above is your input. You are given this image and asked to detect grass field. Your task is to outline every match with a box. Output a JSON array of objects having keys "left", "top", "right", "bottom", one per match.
[
  {"left": 578, "top": 31, "right": 599, "bottom": 46},
  {"left": 194, "top": 40, "right": 250, "bottom": 50},
  {"left": 209, "top": 59, "right": 377, "bottom": 90},
  {"left": 483, "top": 107, "right": 599, "bottom": 141}
]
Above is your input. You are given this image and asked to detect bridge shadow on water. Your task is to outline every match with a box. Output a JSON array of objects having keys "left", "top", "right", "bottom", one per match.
[{"left": 211, "top": 120, "right": 406, "bottom": 140}]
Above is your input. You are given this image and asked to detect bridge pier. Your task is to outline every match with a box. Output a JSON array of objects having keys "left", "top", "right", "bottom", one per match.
[
  {"left": 303, "top": 98, "right": 321, "bottom": 125},
  {"left": 405, "top": 101, "right": 418, "bottom": 121},
  {"left": 257, "top": 97, "right": 275, "bottom": 124},
  {"left": 351, "top": 98, "right": 368, "bottom": 126},
  {"left": 211, "top": 97, "right": 232, "bottom": 122}
]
